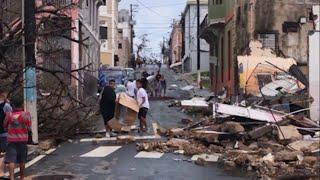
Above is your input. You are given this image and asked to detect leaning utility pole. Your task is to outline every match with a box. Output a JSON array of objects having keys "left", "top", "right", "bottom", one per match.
[
  {"left": 196, "top": 0, "right": 201, "bottom": 87},
  {"left": 22, "top": 0, "right": 38, "bottom": 144}
]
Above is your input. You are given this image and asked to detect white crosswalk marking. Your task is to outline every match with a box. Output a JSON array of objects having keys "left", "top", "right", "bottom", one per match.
[
  {"left": 134, "top": 151, "right": 164, "bottom": 159},
  {"left": 80, "top": 146, "right": 122, "bottom": 157}
]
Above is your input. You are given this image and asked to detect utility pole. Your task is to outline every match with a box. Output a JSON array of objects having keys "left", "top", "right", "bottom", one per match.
[
  {"left": 130, "top": 4, "right": 135, "bottom": 68},
  {"left": 22, "top": 0, "right": 38, "bottom": 144},
  {"left": 197, "top": 0, "right": 201, "bottom": 88}
]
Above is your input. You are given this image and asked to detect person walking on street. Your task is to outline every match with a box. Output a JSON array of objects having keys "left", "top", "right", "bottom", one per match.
[
  {"left": 100, "top": 80, "right": 117, "bottom": 138},
  {"left": 0, "top": 88, "right": 12, "bottom": 177},
  {"left": 160, "top": 75, "right": 167, "bottom": 97},
  {"left": 4, "top": 95, "right": 31, "bottom": 180},
  {"left": 136, "top": 79, "right": 150, "bottom": 132}
]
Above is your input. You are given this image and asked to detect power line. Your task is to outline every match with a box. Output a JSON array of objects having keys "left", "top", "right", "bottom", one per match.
[{"left": 135, "top": 0, "right": 172, "bottom": 19}]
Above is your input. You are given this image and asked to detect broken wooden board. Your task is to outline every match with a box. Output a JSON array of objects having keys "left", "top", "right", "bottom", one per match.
[
  {"left": 247, "top": 124, "right": 274, "bottom": 139},
  {"left": 191, "top": 153, "right": 221, "bottom": 162},
  {"left": 288, "top": 115, "right": 320, "bottom": 128},
  {"left": 181, "top": 98, "right": 209, "bottom": 108},
  {"left": 288, "top": 140, "right": 320, "bottom": 151},
  {"left": 277, "top": 125, "right": 302, "bottom": 141},
  {"left": 193, "top": 130, "right": 230, "bottom": 135}
]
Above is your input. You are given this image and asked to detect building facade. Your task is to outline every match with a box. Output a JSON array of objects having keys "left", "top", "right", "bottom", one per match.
[
  {"left": 78, "top": 0, "right": 102, "bottom": 99},
  {"left": 117, "top": 9, "right": 132, "bottom": 67},
  {"left": 35, "top": 0, "right": 102, "bottom": 99},
  {"left": 201, "top": 0, "right": 319, "bottom": 96},
  {"left": 169, "top": 21, "right": 183, "bottom": 67},
  {"left": 182, "top": 0, "right": 210, "bottom": 73},
  {"left": 99, "top": 0, "right": 121, "bottom": 67}
]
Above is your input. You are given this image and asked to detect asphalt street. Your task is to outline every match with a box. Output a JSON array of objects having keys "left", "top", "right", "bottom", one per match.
[{"left": 22, "top": 66, "right": 248, "bottom": 180}]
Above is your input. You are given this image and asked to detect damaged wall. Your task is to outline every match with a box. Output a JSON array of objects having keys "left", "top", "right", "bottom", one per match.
[
  {"left": 238, "top": 41, "right": 297, "bottom": 96},
  {"left": 254, "top": 0, "right": 319, "bottom": 71}
]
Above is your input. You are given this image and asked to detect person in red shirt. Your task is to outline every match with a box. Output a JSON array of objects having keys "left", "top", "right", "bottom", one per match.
[{"left": 4, "top": 95, "right": 31, "bottom": 180}]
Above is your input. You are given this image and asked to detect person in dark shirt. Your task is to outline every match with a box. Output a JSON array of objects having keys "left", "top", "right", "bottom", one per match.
[{"left": 100, "top": 80, "right": 116, "bottom": 137}]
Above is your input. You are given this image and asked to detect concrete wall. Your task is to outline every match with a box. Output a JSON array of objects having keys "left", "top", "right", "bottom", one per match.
[
  {"left": 309, "top": 31, "right": 320, "bottom": 121},
  {"left": 254, "top": 0, "right": 319, "bottom": 65}
]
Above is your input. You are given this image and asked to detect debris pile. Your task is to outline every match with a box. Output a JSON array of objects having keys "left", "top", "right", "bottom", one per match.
[{"left": 136, "top": 105, "right": 320, "bottom": 179}]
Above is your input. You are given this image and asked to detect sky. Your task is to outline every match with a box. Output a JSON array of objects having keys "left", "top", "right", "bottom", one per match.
[{"left": 119, "top": 0, "right": 187, "bottom": 58}]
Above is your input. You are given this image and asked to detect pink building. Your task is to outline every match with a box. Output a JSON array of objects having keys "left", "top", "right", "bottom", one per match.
[
  {"left": 36, "top": 0, "right": 101, "bottom": 99},
  {"left": 169, "top": 21, "right": 183, "bottom": 67}
]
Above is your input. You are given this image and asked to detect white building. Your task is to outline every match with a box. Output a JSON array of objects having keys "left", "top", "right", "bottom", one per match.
[
  {"left": 117, "top": 9, "right": 132, "bottom": 67},
  {"left": 182, "top": 0, "right": 209, "bottom": 73},
  {"left": 309, "top": 5, "right": 320, "bottom": 122}
]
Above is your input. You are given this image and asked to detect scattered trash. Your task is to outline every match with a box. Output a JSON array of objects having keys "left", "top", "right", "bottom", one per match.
[
  {"left": 180, "top": 85, "right": 194, "bottom": 91},
  {"left": 181, "top": 98, "right": 208, "bottom": 108}
]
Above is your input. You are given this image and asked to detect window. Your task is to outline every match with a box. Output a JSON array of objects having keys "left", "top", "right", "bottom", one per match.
[
  {"left": 236, "top": 7, "right": 241, "bottom": 24},
  {"left": 118, "top": 43, "right": 122, "bottom": 49},
  {"left": 118, "top": 29, "right": 123, "bottom": 34},
  {"left": 99, "top": 26, "right": 108, "bottom": 39},
  {"left": 214, "top": 0, "right": 222, "bottom": 5}
]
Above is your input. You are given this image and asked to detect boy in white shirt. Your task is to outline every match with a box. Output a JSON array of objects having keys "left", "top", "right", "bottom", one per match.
[
  {"left": 126, "top": 80, "right": 136, "bottom": 98},
  {"left": 136, "top": 79, "right": 149, "bottom": 132}
]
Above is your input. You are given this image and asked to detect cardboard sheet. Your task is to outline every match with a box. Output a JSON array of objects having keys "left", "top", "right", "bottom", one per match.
[{"left": 118, "top": 93, "right": 139, "bottom": 112}]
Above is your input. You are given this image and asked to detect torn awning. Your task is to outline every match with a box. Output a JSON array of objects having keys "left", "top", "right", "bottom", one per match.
[{"left": 213, "top": 103, "right": 283, "bottom": 123}]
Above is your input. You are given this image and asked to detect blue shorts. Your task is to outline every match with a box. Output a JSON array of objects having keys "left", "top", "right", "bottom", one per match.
[{"left": 5, "top": 142, "right": 28, "bottom": 164}]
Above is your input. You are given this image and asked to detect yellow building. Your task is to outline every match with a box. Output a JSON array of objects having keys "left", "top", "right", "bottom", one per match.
[{"left": 99, "top": 0, "right": 121, "bottom": 66}]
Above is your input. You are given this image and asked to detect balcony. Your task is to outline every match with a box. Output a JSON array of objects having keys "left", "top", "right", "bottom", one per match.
[{"left": 200, "top": 14, "right": 224, "bottom": 44}]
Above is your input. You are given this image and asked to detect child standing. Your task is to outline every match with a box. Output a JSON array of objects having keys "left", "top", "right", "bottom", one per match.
[
  {"left": 4, "top": 95, "right": 31, "bottom": 180},
  {"left": 136, "top": 79, "right": 150, "bottom": 132}
]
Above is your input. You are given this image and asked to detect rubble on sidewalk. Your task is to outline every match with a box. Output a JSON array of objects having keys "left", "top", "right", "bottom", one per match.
[
  {"left": 136, "top": 101, "right": 320, "bottom": 179},
  {"left": 143, "top": 51, "right": 319, "bottom": 178}
]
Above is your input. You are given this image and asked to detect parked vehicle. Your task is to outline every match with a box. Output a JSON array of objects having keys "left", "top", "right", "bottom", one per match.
[
  {"left": 98, "top": 67, "right": 126, "bottom": 88},
  {"left": 124, "top": 68, "right": 136, "bottom": 81}
]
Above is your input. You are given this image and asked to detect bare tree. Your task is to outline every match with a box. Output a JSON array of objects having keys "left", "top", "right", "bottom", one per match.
[{"left": 0, "top": 1, "right": 99, "bottom": 139}]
